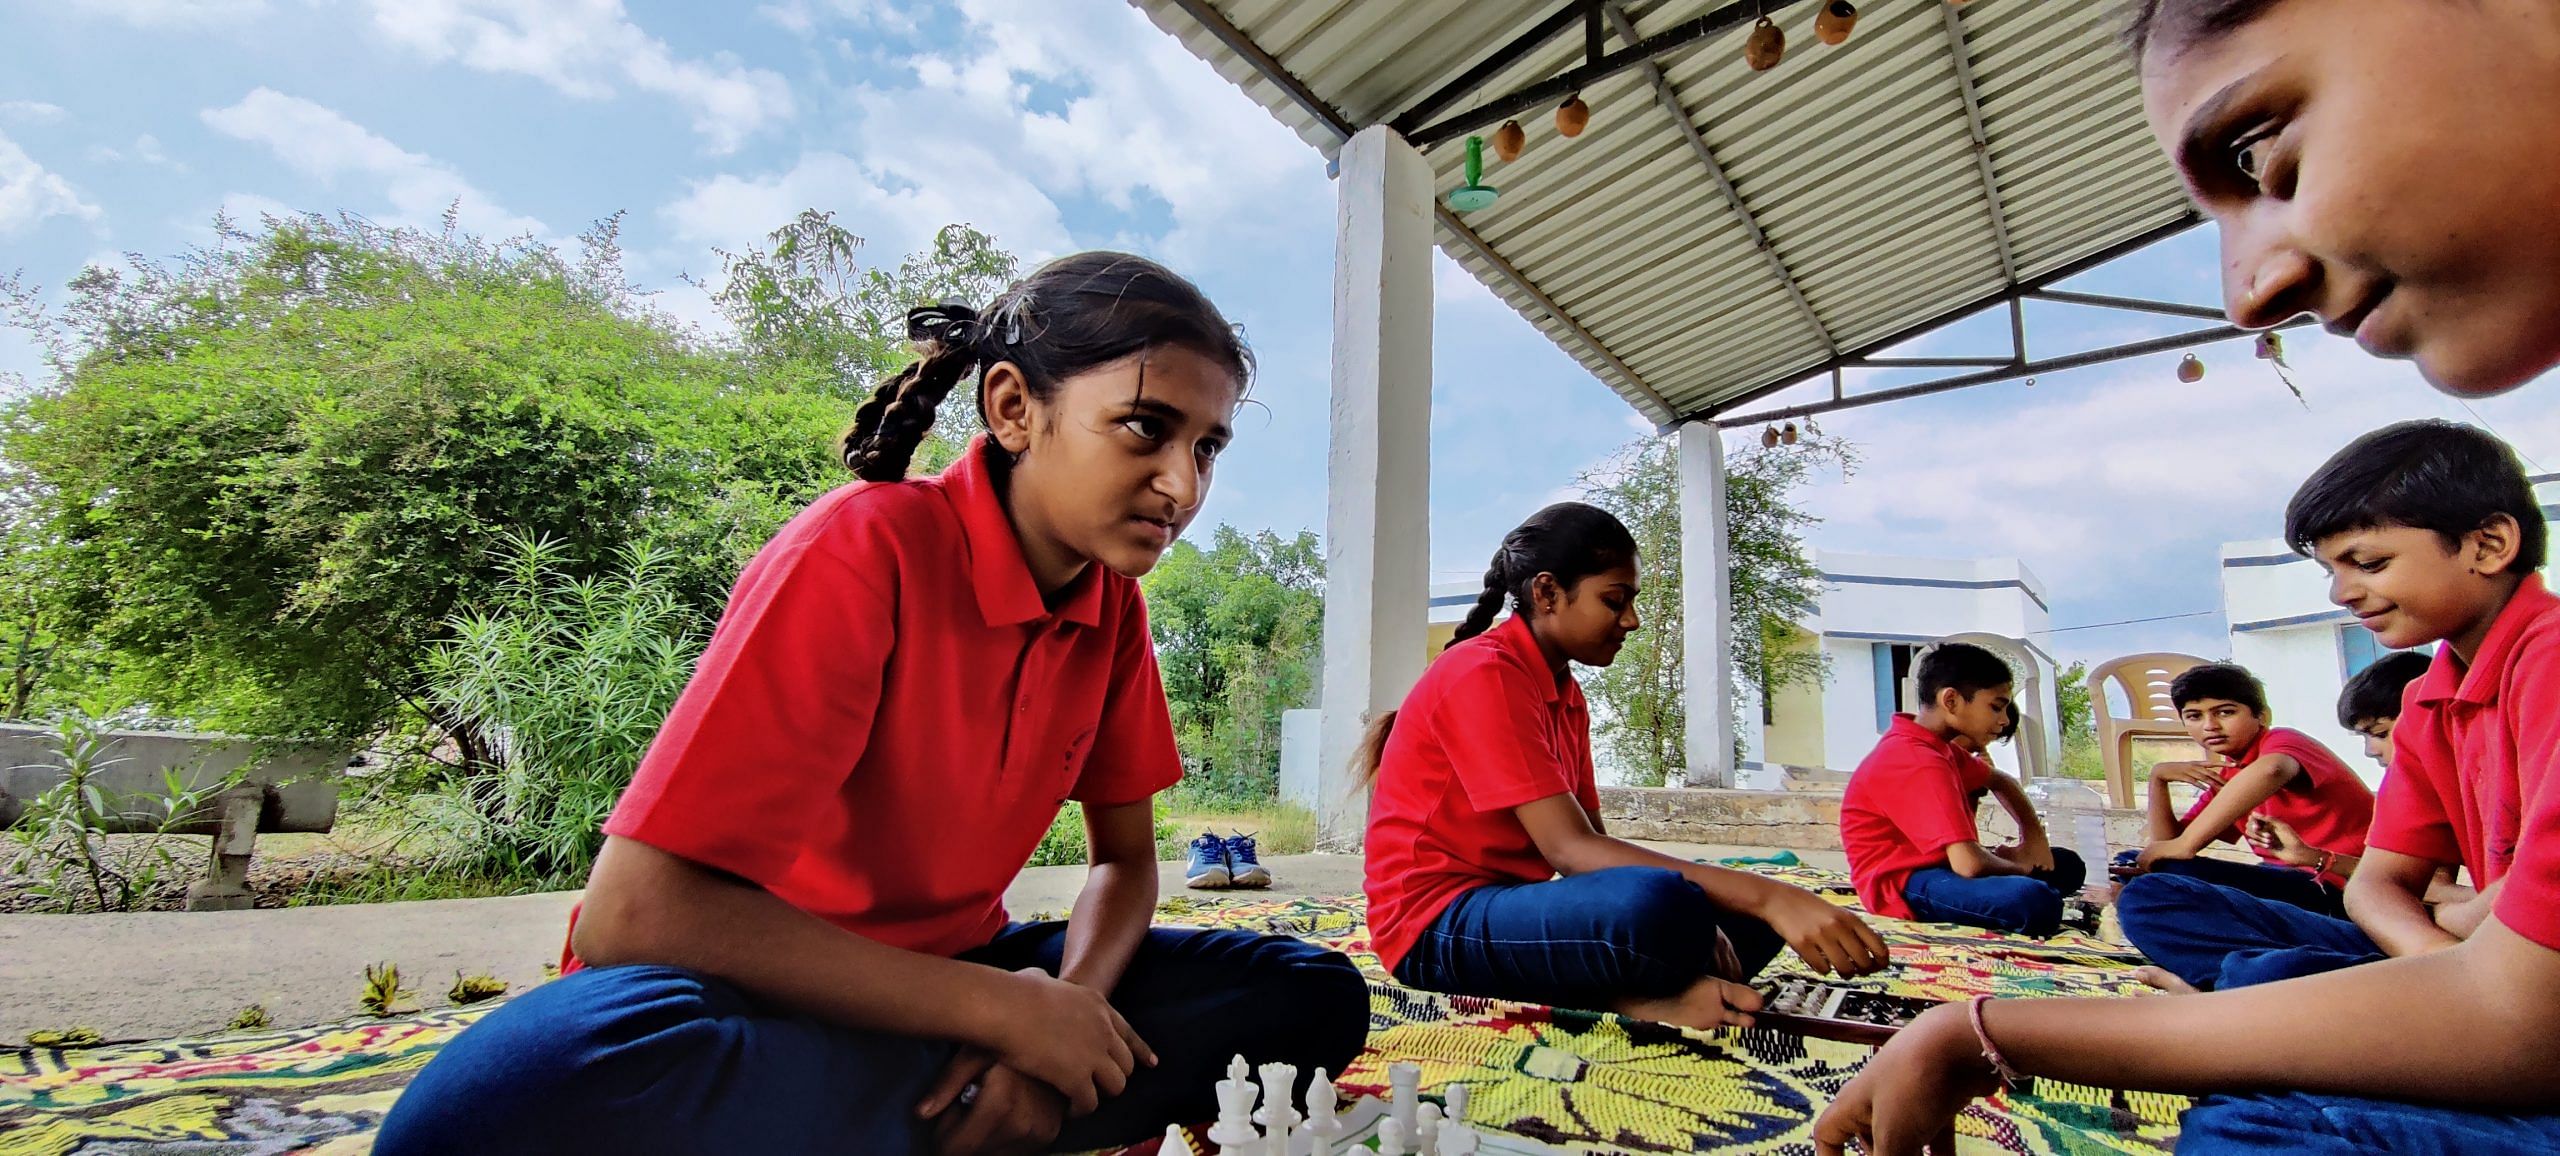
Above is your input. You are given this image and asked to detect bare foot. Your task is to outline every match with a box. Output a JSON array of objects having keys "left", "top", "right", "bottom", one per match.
[
  {"left": 1613, "top": 976, "right": 1764, "bottom": 1031},
  {"left": 2133, "top": 966, "right": 2199, "bottom": 994}
]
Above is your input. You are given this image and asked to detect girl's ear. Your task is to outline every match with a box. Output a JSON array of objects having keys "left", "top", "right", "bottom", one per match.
[
  {"left": 981, "top": 361, "right": 1035, "bottom": 455},
  {"left": 2467, "top": 513, "right": 2525, "bottom": 576},
  {"left": 1529, "top": 572, "right": 1562, "bottom": 616}
]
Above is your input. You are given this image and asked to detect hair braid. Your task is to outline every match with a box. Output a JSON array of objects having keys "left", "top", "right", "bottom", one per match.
[
  {"left": 1448, "top": 554, "right": 1511, "bottom": 648},
  {"left": 839, "top": 303, "right": 990, "bottom": 482}
]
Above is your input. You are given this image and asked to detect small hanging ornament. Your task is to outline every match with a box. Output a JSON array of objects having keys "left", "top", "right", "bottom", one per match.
[
  {"left": 1781, "top": 422, "right": 1801, "bottom": 446},
  {"left": 1761, "top": 425, "right": 1781, "bottom": 449},
  {"left": 2176, "top": 353, "right": 2205, "bottom": 383},
  {"left": 1493, "top": 118, "right": 1526, "bottom": 162},
  {"left": 1816, "top": 1, "right": 1858, "bottom": 45},
  {"left": 1555, "top": 95, "right": 1590, "bottom": 138},
  {"left": 2256, "top": 330, "right": 2309, "bottom": 407},
  {"left": 1446, "top": 135, "right": 1501, "bottom": 212},
  {"left": 1746, "top": 16, "right": 1786, "bottom": 70}
]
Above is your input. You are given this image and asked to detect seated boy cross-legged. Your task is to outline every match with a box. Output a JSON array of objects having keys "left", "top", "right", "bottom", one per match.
[
  {"left": 1842, "top": 643, "right": 2085, "bottom": 937},
  {"left": 2118, "top": 662, "right": 2374, "bottom": 919}
]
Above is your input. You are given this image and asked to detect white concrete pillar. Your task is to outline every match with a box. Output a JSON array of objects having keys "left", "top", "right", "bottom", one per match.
[
  {"left": 1679, "top": 421, "right": 1737, "bottom": 789},
  {"left": 1316, "top": 124, "right": 1434, "bottom": 851}
]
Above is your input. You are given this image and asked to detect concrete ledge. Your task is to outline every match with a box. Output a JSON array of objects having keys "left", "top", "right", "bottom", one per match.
[{"left": 1599, "top": 786, "right": 2157, "bottom": 852}]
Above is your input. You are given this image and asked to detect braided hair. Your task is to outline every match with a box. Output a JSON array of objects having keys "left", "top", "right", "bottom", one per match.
[
  {"left": 837, "top": 251, "right": 1254, "bottom": 483},
  {"left": 1447, "top": 501, "right": 1638, "bottom": 650}
]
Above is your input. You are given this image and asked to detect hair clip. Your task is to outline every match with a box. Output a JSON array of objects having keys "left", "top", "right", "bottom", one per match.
[{"left": 906, "top": 302, "right": 980, "bottom": 346}]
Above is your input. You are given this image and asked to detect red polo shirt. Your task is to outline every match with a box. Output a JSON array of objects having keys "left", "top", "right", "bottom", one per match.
[
  {"left": 582, "top": 439, "right": 1182, "bottom": 964},
  {"left": 1842, "top": 716, "right": 1994, "bottom": 920},
  {"left": 1363, "top": 614, "right": 1601, "bottom": 974},
  {"left": 2178, "top": 727, "right": 2374, "bottom": 886},
  {"left": 2367, "top": 575, "right": 2560, "bottom": 949}
]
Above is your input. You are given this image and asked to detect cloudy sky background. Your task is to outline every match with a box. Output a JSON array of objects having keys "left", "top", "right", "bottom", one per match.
[{"left": 4, "top": 0, "right": 2555, "bottom": 674}]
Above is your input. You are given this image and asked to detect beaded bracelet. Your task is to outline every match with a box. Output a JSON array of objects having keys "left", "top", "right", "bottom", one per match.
[{"left": 1968, "top": 996, "right": 2026, "bottom": 1093}]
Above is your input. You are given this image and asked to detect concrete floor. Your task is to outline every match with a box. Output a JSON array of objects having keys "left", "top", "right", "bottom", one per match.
[{"left": 0, "top": 842, "right": 1845, "bottom": 1043}]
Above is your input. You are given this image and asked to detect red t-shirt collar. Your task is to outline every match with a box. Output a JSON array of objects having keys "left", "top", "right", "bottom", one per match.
[
  {"left": 2413, "top": 574, "right": 2556, "bottom": 709},
  {"left": 943, "top": 437, "right": 1105, "bottom": 629},
  {"left": 1886, "top": 712, "right": 1957, "bottom": 754},
  {"left": 1486, "top": 614, "right": 1566, "bottom": 704}
]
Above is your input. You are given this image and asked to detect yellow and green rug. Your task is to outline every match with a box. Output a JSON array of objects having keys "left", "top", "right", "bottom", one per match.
[{"left": 1, "top": 863, "right": 2183, "bottom": 1154}]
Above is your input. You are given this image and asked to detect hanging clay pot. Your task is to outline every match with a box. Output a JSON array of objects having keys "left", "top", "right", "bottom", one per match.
[
  {"left": 2177, "top": 353, "right": 2206, "bottom": 383},
  {"left": 1746, "top": 16, "right": 1786, "bottom": 71},
  {"left": 1761, "top": 425, "right": 1781, "bottom": 449},
  {"left": 1493, "top": 118, "right": 1527, "bottom": 162},
  {"left": 1555, "top": 96, "right": 1590, "bottom": 138},
  {"left": 1816, "top": 1, "right": 1858, "bottom": 45},
  {"left": 1781, "top": 422, "right": 1801, "bottom": 446}
]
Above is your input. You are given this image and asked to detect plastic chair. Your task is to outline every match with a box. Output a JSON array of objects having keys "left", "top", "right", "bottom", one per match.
[
  {"left": 2087, "top": 652, "right": 2208, "bottom": 808},
  {"left": 1900, "top": 633, "right": 2052, "bottom": 784}
]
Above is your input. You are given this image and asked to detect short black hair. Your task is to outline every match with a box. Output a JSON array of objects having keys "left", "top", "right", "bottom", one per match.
[
  {"left": 2170, "top": 662, "right": 2268, "bottom": 716},
  {"left": 1916, "top": 642, "right": 2013, "bottom": 706},
  {"left": 2121, "top": 0, "right": 2288, "bottom": 59},
  {"left": 2284, "top": 420, "right": 2545, "bottom": 573},
  {"left": 2338, "top": 650, "right": 2434, "bottom": 728}
]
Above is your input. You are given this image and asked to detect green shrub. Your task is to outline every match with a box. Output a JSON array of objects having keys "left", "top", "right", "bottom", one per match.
[
  {"left": 1026, "top": 800, "right": 1185, "bottom": 868},
  {"left": 2, "top": 711, "right": 240, "bottom": 912}
]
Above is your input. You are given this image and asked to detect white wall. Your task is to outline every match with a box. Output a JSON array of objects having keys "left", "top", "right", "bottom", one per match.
[{"left": 1800, "top": 551, "right": 2058, "bottom": 775}]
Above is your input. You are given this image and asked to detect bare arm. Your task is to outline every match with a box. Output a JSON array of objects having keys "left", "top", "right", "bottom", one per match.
[
  {"left": 2147, "top": 755, "right": 2298, "bottom": 862},
  {"left": 2344, "top": 846, "right": 2465, "bottom": 956},
  {"left": 1514, "top": 794, "right": 1890, "bottom": 977},
  {"left": 2143, "top": 771, "right": 2188, "bottom": 843},
  {"left": 1815, "top": 919, "right": 2560, "bottom": 1155},
  {"left": 1983, "top": 773, "right": 2049, "bottom": 848},
  {"left": 2433, "top": 878, "right": 2507, "bottom": 941},
  {"left": 1057, "top": 801, "right": 1162, "bottom": 993},
  {"left": 1945, "top": 840, "right": 2032, "bottom": 879},
  {"left": 573, "top": 835, "right": 1150, "bottom": 1113}
]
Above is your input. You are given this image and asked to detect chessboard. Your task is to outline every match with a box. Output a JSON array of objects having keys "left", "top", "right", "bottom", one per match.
[{"left": 1754, "top": 978, "right": 1944, "bottom": 1046}]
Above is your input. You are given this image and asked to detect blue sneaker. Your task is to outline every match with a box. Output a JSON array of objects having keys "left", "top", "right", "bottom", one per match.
[
  {"left": 1184, "top": 831, "right": 1231, "bottom": 889},
  {"left": 1225, "top": 832, "right": 1271, "bottom": 889}
]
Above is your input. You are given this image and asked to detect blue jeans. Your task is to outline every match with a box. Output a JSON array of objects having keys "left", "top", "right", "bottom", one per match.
[
  {"left": 1392, "top": 866, "right": 1787, "bottom": 1011},
  {"left": 2182, "top": 1090, "right": 2560, "bottom": 1154},
  {"left": 373, "top": 922, "right": 1368, "bottom": 1155},
  {"left": 2117, "top": 872, "right": 2382, "bottom": 990},
  {"left": 1900, "top": 848, "right": 2086, "bottom": 936},
  {"left": 2115, "top": 850, "right": 2345, "bottom": 917}
]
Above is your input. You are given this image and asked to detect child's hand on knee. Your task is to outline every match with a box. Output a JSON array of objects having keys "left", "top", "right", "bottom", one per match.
[{"left": 981, "top": 969, "right": 1156, "bottom": 1116}]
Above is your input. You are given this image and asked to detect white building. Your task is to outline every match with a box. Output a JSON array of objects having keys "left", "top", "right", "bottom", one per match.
[{"left": 2216, "top": 473, "right": 2560, "bottom": 786}]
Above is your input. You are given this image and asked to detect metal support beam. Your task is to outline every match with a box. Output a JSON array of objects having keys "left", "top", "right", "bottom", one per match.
[
  {"left": 1606, "top": 2, "right": 1835, "bottom": 356},
  {"left": 1160, "top": 0, "right": 1355, "bottom": 138},
  {"left": 1388, "top": 4, "right": 1586, "bottom": 135},
  {"left": 1711, "top": 317, "right": 2317, "bottom": 428},
  {"left": 1853, "top": 356, "right": 2016, "bottom": 369},
  {"left": 1941, "top": 2, "right": 2018, "bottom": 283},
  {"left": 1440, "top": 204, "right": 1676, "bottom": 422},
  {"left": 2031, "top": 288, "right": 2228, "bottom": 323},
  {"left": 1400, "top": 0, "right": 1816, "bottom": 147}
]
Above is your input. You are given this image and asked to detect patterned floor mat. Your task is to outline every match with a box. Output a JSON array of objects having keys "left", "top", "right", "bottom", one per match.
[{"left": 0, "top": 862, "right": 2182, "bottom": 1154}]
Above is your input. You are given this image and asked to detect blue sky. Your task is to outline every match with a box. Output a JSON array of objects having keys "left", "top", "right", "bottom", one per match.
[{"left": 3, "top": 0, "right": 2554, "bottom": 675}]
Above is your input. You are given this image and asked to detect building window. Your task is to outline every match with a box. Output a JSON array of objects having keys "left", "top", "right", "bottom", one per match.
[
  {"left": 1872, "top": 643, "right": 1921, "bottom": 730},
  {"left": 2338, "top": 624, "right": 2398, "bottom": 678}
]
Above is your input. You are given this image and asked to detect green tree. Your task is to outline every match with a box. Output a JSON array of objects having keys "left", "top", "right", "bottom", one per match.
[
  {"left": 1, "top": 211, "right": 856, "bottom": 742},
  {"left": 1576, "top": 431, "right": 1856, "bottom": 786},
  {"left": 1141, "top": 526, "right": 1324, "bottom": 807}
]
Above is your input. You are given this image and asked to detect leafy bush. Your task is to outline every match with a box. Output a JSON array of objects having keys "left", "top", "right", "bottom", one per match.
[
  {"left": 2, "top": 711, "right": 240, "bottom": 912},
  {"left": 1142, "top": 527, "right": 1322, "bottom": 809},
  {"left": 402, "top": 533, "right": 705, "bottom": 884},
  {"left": 1025, "top": 800, "right": 1186, "bottom": 868}
]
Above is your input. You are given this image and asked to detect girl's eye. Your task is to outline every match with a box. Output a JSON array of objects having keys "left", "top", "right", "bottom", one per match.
[
  {"left": 2356, "top": 558, "right": 2387, "bottom": 574},
  {"left": 2231, "top": 128, "right": 2278, "bottom": 189},
  {"left": 1121, "top": 416, "right": 1165, "bottom": 441},
  {"left": 1196, "top": 439, "right": 1226, "bottom": 463}
]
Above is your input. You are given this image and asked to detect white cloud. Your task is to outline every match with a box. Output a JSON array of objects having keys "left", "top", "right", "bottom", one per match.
[
  {"left": 659, "top": 146, "right": 1073, "bottom": 275},
  {"left": 0, "top": 130, "right": 104, "bottom": 236},
  {"left": 361, "top": 0, "right": 793, "bottom": 154},
  {"left": 87, "top": 133, "right": 186, "bottom": 171},
  {"left": 62, "top": 0, "right": 269, "bottom": 26},
  {"left": 758, "top": 0, "right": 914, "bottom": 35},
  {"left": 200, "top": 88, "right": 544, "bottom": 238},
  {"left": 0, "top": 101, "right": 68, "bottom": 126}
]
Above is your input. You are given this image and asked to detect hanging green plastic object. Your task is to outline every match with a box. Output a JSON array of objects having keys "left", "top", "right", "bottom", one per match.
[{"left": 1447, "top": 135, "right": 1500, "bottom": 212}]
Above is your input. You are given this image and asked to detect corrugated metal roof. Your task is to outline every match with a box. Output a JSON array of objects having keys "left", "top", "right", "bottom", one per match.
[{"left": 1133, "top": 0, "right": 2195, "bottom": 426}]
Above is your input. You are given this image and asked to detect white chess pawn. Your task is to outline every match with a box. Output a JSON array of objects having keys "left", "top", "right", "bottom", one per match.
[
  {"left": 1377, "top": 1117, "right": 1409, "bottom": 1156},
  {"left": 1389, "top": 1063, "right": 1422, "bottom": 1139},
  {"left": 1444, "top": 1083, "right": 1469, "bottom": 1126},
  {"left": 1162, "top": 1123, "right": 1190, "bottom": 1155},
  {"left": 1416, "top": 1102, "right": 1443, "bottom": 1156}
]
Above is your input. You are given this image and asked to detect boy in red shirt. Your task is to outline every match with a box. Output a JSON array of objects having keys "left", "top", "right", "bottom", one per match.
[
  {"left": 1841, "top": 642, "right": 2084, "bottom": 936},
  {"left": 2124, "top": 663, "right": 2374, "bottom": 903}
]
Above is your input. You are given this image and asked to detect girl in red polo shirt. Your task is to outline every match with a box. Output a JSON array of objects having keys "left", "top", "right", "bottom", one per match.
[
  {"left": 379, "top": 253, "right": 1368, "bottom": 1156},
  {"left": 1361, "top": 502, "right": 1888, "bottom": 1032}
]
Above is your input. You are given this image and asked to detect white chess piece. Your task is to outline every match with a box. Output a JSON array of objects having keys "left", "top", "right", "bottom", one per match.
[
  {"left": 1229, "top": 1054, "right": 1253, "bottom": 1084},
  {"left": 1377, "top": 1117, "right": 1409, "bottom": 1156},
  {"left": 1444, "top": 1083, "right": 1470, "bottom": 1126},
  {"left": 1389, "top": 1063, "right": 1422, "bottom": 1140},
  {"left": 1209, "top": 1064, "right": 1263, "bottom": 1152},
  {"left": 1416, "top": 1102, "right": 1443, "bottom": 1156},
  {"left": 1162, "top": 1123, "right": 1190, "bottom": 1155},
  {"left": 1254, "top": 1062, "right": 1300, "bottom": 1131},
  {"left": 1303, "top": 1069, "right": 1343, "bottom": 1142},
  {"left": 1439, "top": 1122, "right": 1480, "bottom": 1156}
]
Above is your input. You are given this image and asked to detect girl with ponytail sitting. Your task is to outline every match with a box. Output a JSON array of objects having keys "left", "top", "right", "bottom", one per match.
[
  {"left": 1361, "top": 502, "right": 1890, "bottom": 1030},
  {"left": 379, "top": 253, "right": 1368, "bottom": 1156}
]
